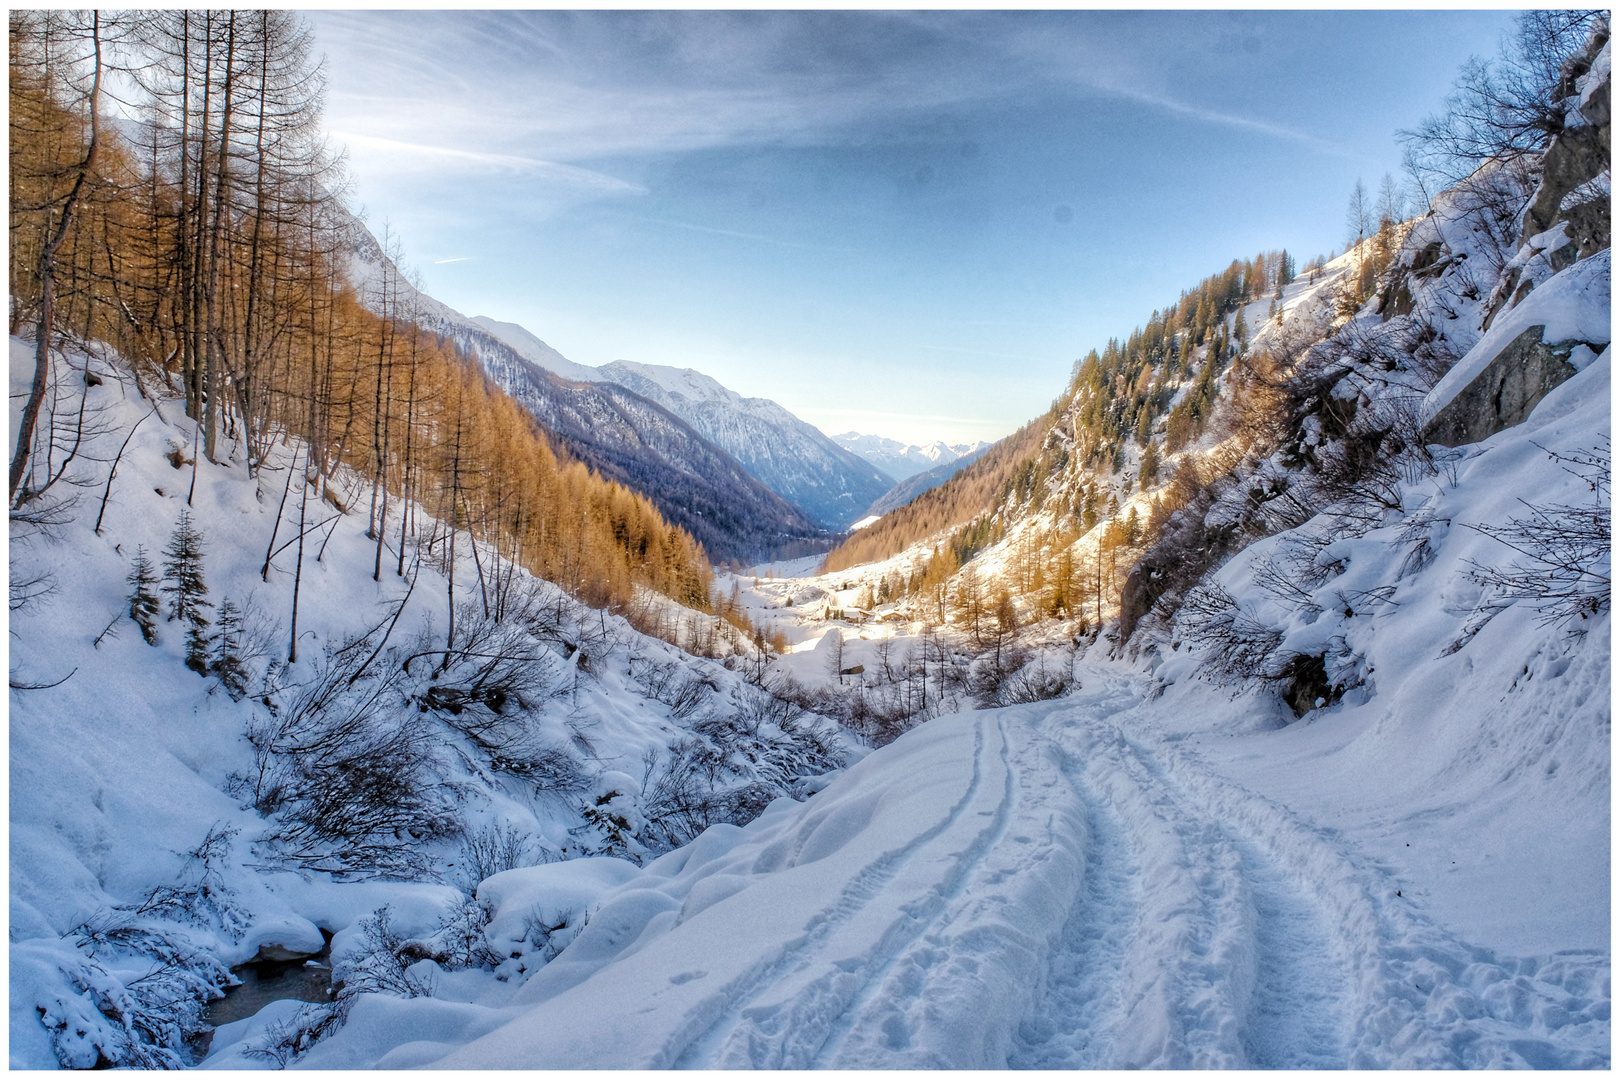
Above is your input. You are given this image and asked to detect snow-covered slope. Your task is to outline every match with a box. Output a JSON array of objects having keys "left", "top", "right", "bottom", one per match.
[
  {"left": 467, "top": 315, "right": 893, "bottom": 531},
  {"left": 6, "top": 336, "right": 854, "bottom": 1069},
  {"left": 861, "top": 440, "right": 995, "bottom": 520},
  {"left": 833, "top": 431, "right": 989, "bottom": 482},
  {"left": 466, "top": 316, "right": 603, "bottom": 384},
  {"left": 595, "top": 361, "right": 894, "bottom": 531},
  {"left": 201, "top": 313, "right": 1610, "bottom": 1071}
]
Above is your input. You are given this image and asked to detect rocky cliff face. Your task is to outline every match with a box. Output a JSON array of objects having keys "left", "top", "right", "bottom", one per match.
[{"left": 1425, "top": 30, "right": 1611, "bottom": 447}]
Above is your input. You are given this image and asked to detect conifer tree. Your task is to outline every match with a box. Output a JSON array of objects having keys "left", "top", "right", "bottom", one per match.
[
  {"left": 1140, "top": 441, "right": 1161, "bottom": 487},
  {"left": 126, "top": 545, "right": 161, "bottom": 645},
  {"left": 162, "top": 509, "right": 212, "bottom": 672},
  {"left": 211, "top": 597, "right": 248, "bottom": 699}
]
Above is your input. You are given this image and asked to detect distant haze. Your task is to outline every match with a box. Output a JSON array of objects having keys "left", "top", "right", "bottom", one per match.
[{"left": 310, "top": 10, "right": 1512, "bottom": 446}]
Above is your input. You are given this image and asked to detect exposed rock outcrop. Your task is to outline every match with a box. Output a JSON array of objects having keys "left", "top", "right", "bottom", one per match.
[{"left": 1421, "top": 324, "right": 1582, "bottom": 447}]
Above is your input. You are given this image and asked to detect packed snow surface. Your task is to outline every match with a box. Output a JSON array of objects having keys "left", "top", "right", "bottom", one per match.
[{"left": 238, "top": 354, "right": 1609, "bottom": 1069}]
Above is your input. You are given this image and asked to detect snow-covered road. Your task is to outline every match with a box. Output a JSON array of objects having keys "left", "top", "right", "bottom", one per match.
[{"left": 317, "top": 669, "right": 1604, "bottom": 1071}]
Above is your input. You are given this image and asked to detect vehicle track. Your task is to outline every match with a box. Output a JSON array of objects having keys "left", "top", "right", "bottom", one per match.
[
  {"left": 669, "top": 715, "right": 1016, "bottom": 1068},
  {"left": 1006, "top": 740, "right": 1141, "bottom": 1068}
]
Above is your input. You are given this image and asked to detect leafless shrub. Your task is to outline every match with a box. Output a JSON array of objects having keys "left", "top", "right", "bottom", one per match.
[
  {"left": 452, "top": 822, "right": 554, "bottom": 894},
  {"left": 988, "top": 647, "right": 1074, "bottom": 706},
  {"left": 1397, "top": 510, "right": 1450, "bottom": 578},
  {"left": 519, "top": 905, "right": 581, "bottom": 965},
  {"left": 640, "top": 743, "right": 777, "bottom": 854},
  {"left": 10, "top": 568, "right": 58, "bottom": 612},
  {"left": 46, "top": 915, "right": 232, "bottom": 1069},
  {"left": 1463, "top": 440, "right": 1609, "bottom": 632},
  {"left": 335, "top": 905, "right": 437, "bottom": 1000},
  {"left": 239, "top": 628, "right": 455, "bottom": 878},
  {"left": 129, "top": 822, "right": 247, "bottom": 938},
  {"left": 241, "top": 1001, "right": 347, "bottom": 1068},
  {"left": 1173, "top": 582, "right": 1285, "bottom": 682},
  {"left": 628, "top": 653, "right": 714, "bottom": 718},
  {"left": 639, "top": 680, "right": 845, "bottom": 853},
  {"left": 429, "top": 899, "right": 503, "bottom": 971}
]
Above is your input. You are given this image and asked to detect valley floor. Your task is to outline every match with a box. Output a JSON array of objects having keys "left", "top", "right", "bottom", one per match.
[{"left": 266, "top": 639, "right": 1607, "bottom": 1070}]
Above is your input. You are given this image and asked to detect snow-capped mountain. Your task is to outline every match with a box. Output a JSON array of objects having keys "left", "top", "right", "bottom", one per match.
[
  {"left": 833, "top": 431, "right": 991, "bottom": 483},
  {"left": 467, "top": 316, "right": 602, "bottom": 384},
  {"left": 344, "top": 220, "right": 829, "bottom": 563},
  {"left": 467, "top": 320, "right": 893, "bottom": 531},
  {"left": 593, "top": 361, "right": 893, "bottom": 531},
  {"left": 861, "top": 441, "right": 995, "bottom": 521}
]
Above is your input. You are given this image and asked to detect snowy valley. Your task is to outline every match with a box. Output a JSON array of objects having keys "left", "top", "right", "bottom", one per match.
[{"left": 8, "top": 8, "right": 1612, "bottom": 1073}]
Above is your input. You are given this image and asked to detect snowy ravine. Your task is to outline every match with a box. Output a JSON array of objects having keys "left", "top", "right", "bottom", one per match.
[{"left": 203, "top": 348, "right": 1607, "bottom": 1069}]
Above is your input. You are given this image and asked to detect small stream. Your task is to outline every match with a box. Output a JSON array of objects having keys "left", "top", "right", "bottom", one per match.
[{"left": 190, "top": 932, "right": 336, "bottom": 1062}]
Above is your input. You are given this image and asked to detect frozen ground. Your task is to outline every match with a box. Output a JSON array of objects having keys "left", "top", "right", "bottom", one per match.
[
  {"left": 225, "top": 349, "right": 1609, "bottom": 1070},
  {"left": 275, "top": 654, "right": 1609, "bottom": 1068}
]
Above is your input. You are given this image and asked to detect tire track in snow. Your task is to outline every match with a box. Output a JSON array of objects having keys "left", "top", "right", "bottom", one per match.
[
  {"left": 1092, "top": 720, "right": 1356, "bottom": 1067},
  {"left": 803, "top": 711, "right": 1024, "bottom": 1068},
  {"left": 1228, "top": 830, "right": 1354, "bottom": 1067},
  {"left": 1104, "top": 719, "right": 1608, "bottom": 1068},
  {"left": 666, "top": 716, "right": 1010, "bottom": 1068},
  {"left": 1007, "top": 735, "right": 1141, "bottom": 1069}
]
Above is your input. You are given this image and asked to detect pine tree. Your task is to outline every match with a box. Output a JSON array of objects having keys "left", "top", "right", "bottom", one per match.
[
  {"left": 1140, "top": 441, "right": 1161, "bottom": 487},
  {"left": 162, "top": 509, "right": 212, "bottom": 673},
  {"left": 126, "top": 546, "right": 161, "bottom": 646},
  {"left": 211, "top": 597, "right": 249, "bottom": 699}
]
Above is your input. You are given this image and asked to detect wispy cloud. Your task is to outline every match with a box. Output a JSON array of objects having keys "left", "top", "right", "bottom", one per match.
[
  {"left": 1086, "top": 84, "right": 1354, "bottom": 159},
  {"left": 434, "top": 257, "right": 471, "bottom": 264},
  {"left": 330, "top": 131, "right": 646, "bottom": 194}
]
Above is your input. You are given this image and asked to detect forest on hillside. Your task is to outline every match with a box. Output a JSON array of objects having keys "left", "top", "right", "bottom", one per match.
[
  {"left": 10, "top": 10, "right": 714, "bottom": 622},
  {"left": 820, "top": 10, "right": 1607, "bottom": 670}
]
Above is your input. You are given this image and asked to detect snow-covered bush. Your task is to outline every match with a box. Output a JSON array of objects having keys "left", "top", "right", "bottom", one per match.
[
  {"left": 1463, "top": 439, "right": 1610, "bottom": 630},
  {"left": 334, "top": 905, "right": 439, "bottom": 1000},
  {"left": 571, "top": 771, "right": 648, "bottom": 861},
  {"left": 33, "top": 917, "right": 232, "bottom": 1069},
  {"left": 628, "top": 650, "right": 715, "bottom": 718},
  {"left": 982, "top": 644, "right": 1075, "bottom": 706},
  {"left": 129, "top": 822, "right": 249, "bottom": 938},
  {"left": 452, "top": 822, "right": 555, "bottom": 894},
  {"left": 237, "top": 626, "right": 456, "bottom": 878}
]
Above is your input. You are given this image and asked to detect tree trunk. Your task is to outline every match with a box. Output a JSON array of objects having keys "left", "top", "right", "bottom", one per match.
[{"left": 10, "top": 12, "right": 102, "bottom": 504}]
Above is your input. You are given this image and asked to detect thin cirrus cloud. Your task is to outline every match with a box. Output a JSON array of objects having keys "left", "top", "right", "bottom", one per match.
[
  {"left": 314, "top": 10, "right": 1365, "bottom": 201},
  {"left": 306, "top": 10, "right": 1514, "bottom": 446},
  {"left": 1086, "top": 83, "right": 1354, "bottom": 160},
  {"left": 636, "top": 217, "right": 855, "bottom": 253},
  {"left": 329, "top": 131, "right": 645, "bottom": 194}
]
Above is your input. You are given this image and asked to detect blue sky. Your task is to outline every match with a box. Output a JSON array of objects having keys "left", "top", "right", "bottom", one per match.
[{"left": 309, "top": 10, "right": 1514, "bottom": 446}]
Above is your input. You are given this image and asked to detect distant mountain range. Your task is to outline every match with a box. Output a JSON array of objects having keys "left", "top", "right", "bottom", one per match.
[
  {"left": 469, "top": 320, "right": 894, "bottom": 530},
  {"left": 345, "top": 219, "right": 828, "bottom": 563},
  {"left": 345, "top": 215, "right": 1002, "bottom": 559},
  {"left": 859, "top": 442, "right": 996, "bottom": 520},
  {"left": 832, "top": 432, "right": 991, "bottom": 484}
]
